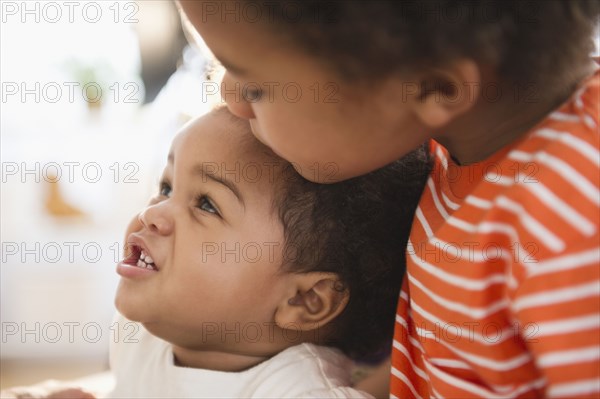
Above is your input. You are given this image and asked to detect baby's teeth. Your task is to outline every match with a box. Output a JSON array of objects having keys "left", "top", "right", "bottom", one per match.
[
  {"left": 140, "top": 251, "right": 146, "bottom": 260},
  {"left": 137, "top": 260, "right": 144, "bottom": 268},
  {"left": 145, "top": 255, "right": 154, "bottom": 264}
]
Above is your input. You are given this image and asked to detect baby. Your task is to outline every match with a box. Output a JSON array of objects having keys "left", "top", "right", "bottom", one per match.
[
  {"left": 109, "top": 106, "right": 430, "bottom": 397},
  {"left": 4, "top": 107, "right": 429, "bottom": 398}
]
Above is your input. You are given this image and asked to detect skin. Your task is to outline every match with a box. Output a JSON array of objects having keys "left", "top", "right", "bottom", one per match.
[
  {"left": 0, "top": 386, "right": 96, "bottom": 398},
  {"left": 115, "top": 111, "right": 348, "bottom": 372}
]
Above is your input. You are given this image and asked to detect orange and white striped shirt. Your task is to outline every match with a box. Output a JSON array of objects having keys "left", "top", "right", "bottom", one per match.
[{"left": 391, "top": 70, "right": 600, "bottom": 398}]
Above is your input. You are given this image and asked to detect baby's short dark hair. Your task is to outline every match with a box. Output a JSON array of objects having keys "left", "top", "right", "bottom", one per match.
[
  {"left": 274, "top": 149, "right": 430, "bottom": 358},
  {"left": 246, "top": 0, "right": 599, "bottom": 89}
]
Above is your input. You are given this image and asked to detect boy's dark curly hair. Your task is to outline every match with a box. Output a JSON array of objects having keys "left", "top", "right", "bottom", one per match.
[
  {"left": 245, "top": 0, "right": 599, "bottom": 90},
  {"left": 274, "top": 145, "right": 431, "bottom": 359}
]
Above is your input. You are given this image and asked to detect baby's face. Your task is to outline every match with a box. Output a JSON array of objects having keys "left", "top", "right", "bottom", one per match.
[{"left": 115, "top": 111, "right": 293, "bottom": 352}]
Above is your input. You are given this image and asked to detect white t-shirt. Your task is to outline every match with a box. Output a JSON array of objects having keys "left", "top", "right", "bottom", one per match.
[{"left": 108, "top": 315, "right": 372, "bottom": 398}]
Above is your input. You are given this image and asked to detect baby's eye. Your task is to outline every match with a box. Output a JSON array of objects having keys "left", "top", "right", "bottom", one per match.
[
  {"left": 196, "top": 195, "right": 221, "bottom": 217},
  {"left": 159, "top": 181, "right": 172, "bottom": 197}
]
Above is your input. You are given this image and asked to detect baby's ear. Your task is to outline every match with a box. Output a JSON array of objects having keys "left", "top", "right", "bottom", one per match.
[{"left": 275, "top": 273, "right": 349, "bottom": 332}]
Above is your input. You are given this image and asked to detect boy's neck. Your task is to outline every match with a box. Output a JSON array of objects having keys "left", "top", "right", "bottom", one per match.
[{"left": 436, "top": 60, "right": 597, "bottom": 165}]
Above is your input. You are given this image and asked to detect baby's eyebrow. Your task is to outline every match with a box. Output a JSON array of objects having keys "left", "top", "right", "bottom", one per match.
[
  {"left": 167, "top": 151, "right": 245, "bottom": 207},
  {"left": 193, "top": 164, "right": 245, "bottom": 208}
]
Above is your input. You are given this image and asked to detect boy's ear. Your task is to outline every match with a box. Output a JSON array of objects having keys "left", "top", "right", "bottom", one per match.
[
  {"left": 412, "top": 59, "right": 481, "bottom": 128},
  {"left": 275, "top": 273, "right": 349, "bottom": 332}
]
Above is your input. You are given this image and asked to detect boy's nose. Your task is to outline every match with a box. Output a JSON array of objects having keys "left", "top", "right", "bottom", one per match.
[
  {"left": 138, "top": 202, "right": 174, "bottom": 235},
  {"left": 221, "top": 72, "right": 256, "bottom": 119}
]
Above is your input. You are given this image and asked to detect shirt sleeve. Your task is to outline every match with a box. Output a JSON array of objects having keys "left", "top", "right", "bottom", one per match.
[{"left": 511, "top": 230, "right": 600, "bottom": 399}]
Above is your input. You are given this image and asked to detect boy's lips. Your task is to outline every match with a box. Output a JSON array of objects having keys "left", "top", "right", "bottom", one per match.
[{"left": 122, "top": 235, "right": 159, "bottom": 271}]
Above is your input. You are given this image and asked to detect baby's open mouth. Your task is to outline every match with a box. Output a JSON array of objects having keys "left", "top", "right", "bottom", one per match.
[{"left": 124, "top": 245, "right": 158, "bottom": 271}]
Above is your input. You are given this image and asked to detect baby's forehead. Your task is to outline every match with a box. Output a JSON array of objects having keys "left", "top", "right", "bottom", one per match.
[
  {"left": 169, "top": 110, "right": 292, "bottom": 190},
  {"left": 172, "top": 111, "right": 257, "bottom": 157},
  {"left": 177, "top": 110, "right": 245, "bottom": 141}
]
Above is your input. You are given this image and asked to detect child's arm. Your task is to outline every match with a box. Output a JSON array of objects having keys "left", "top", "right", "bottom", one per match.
[
  {"left": 1, "top": 383, "right": 95, "bottom": 399},
  {"left": 1, "top": 371, "right": 113, "bottom": 399},
  {"left": 512, "top": 233, "right": 600, "bottom": 397}
]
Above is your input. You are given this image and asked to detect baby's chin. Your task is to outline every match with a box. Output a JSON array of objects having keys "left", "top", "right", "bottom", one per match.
[{"left": 114, "top": 282, "right": 146, "bottom": 322}]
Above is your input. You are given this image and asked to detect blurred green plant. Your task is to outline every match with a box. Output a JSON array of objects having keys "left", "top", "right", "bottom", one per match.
[{"left": 64, "top": 59, "right": 115, "bottom": 109}]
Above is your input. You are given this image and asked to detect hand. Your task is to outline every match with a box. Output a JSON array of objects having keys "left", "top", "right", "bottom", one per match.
[
  {"left": 46, "top": 388, "right": 95, "bottom": 399},
  {"left": 1, "top": 385, "right": 95, "bottom": 399}
]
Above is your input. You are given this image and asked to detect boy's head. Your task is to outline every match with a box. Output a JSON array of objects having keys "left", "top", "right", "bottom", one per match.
[
  {"left": 179, "top": 0, "right": 599, "bottom": 181},
  {"left": 115, "top": 107, "right": 429, "bottom": 367},
  {"left": 219, "top": 1, "right": 599, "bottom": 87}
]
